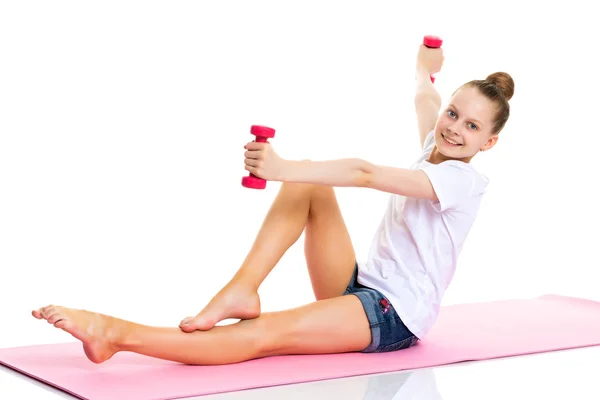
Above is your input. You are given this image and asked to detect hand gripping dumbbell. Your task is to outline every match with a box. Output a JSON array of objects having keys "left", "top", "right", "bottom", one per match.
[
  {"left": 423, "top": 35, "right": 443, "bottom": 83},
  {"left": 241, "top": 125, "right": 276, "bottom": 189}
]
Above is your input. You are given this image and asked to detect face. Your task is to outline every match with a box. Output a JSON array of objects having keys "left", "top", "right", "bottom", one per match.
[{"left": 430, "top": 86, "right": 499, "bottom": 164}]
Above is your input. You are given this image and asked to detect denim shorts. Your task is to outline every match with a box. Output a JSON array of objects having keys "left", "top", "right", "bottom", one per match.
[{"left": 343, "top": 263, "right": 419, "bottom": 353}]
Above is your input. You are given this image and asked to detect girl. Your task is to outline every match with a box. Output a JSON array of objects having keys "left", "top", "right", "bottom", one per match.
[{"left": 32, "top": 43, "right": 514, "bottom": 365}]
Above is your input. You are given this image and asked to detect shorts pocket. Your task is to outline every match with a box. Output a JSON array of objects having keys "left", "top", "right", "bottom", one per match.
[{"left": 377, "top": 335, "right": 418, "bottom": 353}]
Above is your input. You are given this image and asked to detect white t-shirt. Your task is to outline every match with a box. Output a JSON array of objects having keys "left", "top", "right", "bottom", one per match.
[{"left": 357, "top": 130, "right": 489, "bottom": 339}]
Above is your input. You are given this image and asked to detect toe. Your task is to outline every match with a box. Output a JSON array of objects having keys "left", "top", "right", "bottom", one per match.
[
  {"left": 41, "top": 305, "right": 55, "bottom": 319},
  {"left": 179, "top": 317, "right": 194, "bottom": 331},
  {"left": 183, "top": 315, "right": 216, "bottom": 332},
  {"left": 47, "top": 311, "right": 62, "bottom": 324},
  {"left": 180, "top": 325, "right": 196, "bottom": 332},
  {"left": 54, "top": 319, "right": 68, "bottom": 329},
  {"left": 32, "top": 310, "right": 43, "bottom": 319}
]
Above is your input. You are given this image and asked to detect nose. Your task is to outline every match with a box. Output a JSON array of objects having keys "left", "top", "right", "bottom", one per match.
[{"left": 447, "top": 120, "right": 461, "bottom": 136}]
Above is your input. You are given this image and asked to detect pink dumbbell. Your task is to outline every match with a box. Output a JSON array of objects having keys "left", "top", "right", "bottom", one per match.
[
  {"left": 242, "top": 125, "right": 276, "bottom": 190},
  {"left": 423, "top": 35, "right": 443, "bottom": 83}
]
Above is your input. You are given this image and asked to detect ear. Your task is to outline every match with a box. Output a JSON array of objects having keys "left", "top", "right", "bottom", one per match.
[{"left": 481, "top": 134, "right": 499, "bottom": 151}]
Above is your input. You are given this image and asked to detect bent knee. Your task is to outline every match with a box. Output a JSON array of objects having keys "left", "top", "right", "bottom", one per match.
[{"left": 281, "top": 181, "right": 334, "bottom": 198}]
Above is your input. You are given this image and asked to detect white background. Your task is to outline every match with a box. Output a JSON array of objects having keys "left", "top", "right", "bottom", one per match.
[{"left": 1, "top": 0, "right": 599, "bottom": 398}]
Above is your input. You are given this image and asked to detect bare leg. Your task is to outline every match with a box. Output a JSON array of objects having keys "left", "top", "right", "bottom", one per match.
[
  {"left": 181, "top": 182, "right": 356, "bottom": 331},
  {"left": 32, "top": 295, "right": 371, "bottom": 365},
  {"left": 303, "top": 184, "right": 356, "bottom": 300}
]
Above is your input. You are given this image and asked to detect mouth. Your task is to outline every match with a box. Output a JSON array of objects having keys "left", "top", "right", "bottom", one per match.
[{"left": 441, "top": 133, "right": 462, "bottom": 147}]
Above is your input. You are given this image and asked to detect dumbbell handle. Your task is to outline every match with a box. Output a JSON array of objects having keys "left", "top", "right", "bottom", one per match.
[
  {"left": 242, "top": 125, "right": 276, "bottom": 190},
  {"left": 423, "top": 35, "right": 443, "bottom": 83}
]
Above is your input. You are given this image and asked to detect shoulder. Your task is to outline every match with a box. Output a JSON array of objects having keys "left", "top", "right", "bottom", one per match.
[
  {"left": 447, "top": 160, "right": 489, "bottom": 189},
  {"left": 437, "top": 159, "right": 486, "bottom": 176},
  {"left": 429, "top": 160, "right": 488, "bottom": 191},
  {"left": 420, "top": 160, "right": 489, "bottom": 212}
]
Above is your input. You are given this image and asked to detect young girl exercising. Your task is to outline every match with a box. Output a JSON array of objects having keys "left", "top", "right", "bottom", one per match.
[{"left": 33, "top": 43, "right": 514, "bottom": 365}]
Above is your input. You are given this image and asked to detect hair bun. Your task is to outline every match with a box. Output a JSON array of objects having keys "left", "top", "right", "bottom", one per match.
[{"left": 486, "top": 72, "right": 514, "bottom": 101}]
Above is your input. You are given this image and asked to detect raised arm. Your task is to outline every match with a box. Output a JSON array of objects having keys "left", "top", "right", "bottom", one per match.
[{"left": 414, "top": 44, "right": 444, "bottom": 148}]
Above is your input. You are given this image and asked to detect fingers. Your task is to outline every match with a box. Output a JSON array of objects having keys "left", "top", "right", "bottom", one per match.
[
  {"left": 244, "top": 157, "right": 260, "bottom": 168},
  {"left": 243, "top": 142, "right": 269, "bottom": 177},
  {"left": 245, "top": 149, "right": 263, "bottom": 169},
  {"left": 244, "top": 165, "right": 257, "bottom": 175},
  {"left": 244, "top": 150, "right": 262, "bottom": 160},
  {"left": 244, "top": 141, "right": 269, "bottom": 151}
]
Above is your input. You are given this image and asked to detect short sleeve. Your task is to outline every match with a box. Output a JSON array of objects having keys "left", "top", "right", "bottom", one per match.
[
  {"left": 423, "top": 130, "right": 436, "bottom": 153},
  {"left": 420, "top": 160, "right": 488, "bottom": 212}
]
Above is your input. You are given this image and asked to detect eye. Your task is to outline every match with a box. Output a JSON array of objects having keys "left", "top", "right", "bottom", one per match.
[
  {"left": 468, "top": 123, "right": 478, "bottom": 130},
  {"left": 447, "top": 110, "right": 456, "bottom": 118}
]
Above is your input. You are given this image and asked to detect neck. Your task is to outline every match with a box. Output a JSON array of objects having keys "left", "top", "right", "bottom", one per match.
[{"left": 427, "top": 146, "right": 473, "bottom": 164}]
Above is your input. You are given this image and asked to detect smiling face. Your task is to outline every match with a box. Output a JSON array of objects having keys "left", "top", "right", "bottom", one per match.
[{"left": 429, "top": 86, "right": 500, "bottom": 164}]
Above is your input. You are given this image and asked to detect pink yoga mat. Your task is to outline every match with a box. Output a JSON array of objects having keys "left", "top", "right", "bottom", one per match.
[{"left": 1, "top": 294, "right": 599, "bottom": 400}]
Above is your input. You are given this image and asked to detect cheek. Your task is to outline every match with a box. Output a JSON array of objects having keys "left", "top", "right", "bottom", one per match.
[{"left": 436, "top": 118, "right": 448, "bottom": 130}]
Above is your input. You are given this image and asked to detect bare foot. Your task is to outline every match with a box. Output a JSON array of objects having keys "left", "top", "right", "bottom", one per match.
[
  {"left": 179, "top": 282, "right": 261, "bottom": 332},
  {"left": 32, "top": 305, "right": 121, "bottom": 364}
]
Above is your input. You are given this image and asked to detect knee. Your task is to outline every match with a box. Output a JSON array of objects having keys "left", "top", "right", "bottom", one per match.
[
  {"left": 309, "top": 184, "right": 336, "bottom": 204},
  {"left": 280, "top": 181, "right": 317, "bottom": 196},
  {"left": 281, "top": 183, "right": 335, "bottom": 210}
]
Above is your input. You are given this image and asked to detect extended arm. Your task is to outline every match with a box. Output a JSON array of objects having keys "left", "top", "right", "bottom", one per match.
[{"left": 279, "top": 158, "right": 437, "bottom": 202}]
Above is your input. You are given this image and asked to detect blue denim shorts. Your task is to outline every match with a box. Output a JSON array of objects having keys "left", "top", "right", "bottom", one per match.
[{"left": 343, "top": 263, "right": 419, "bottom": 353}]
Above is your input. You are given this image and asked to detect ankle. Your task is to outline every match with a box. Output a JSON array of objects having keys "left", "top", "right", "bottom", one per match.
[
  {"left": 109, "top": 317, "right": 137, "bottom": 352},
  {"left": 230, "top": 273, "right": 261, "bottom": 292}
]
